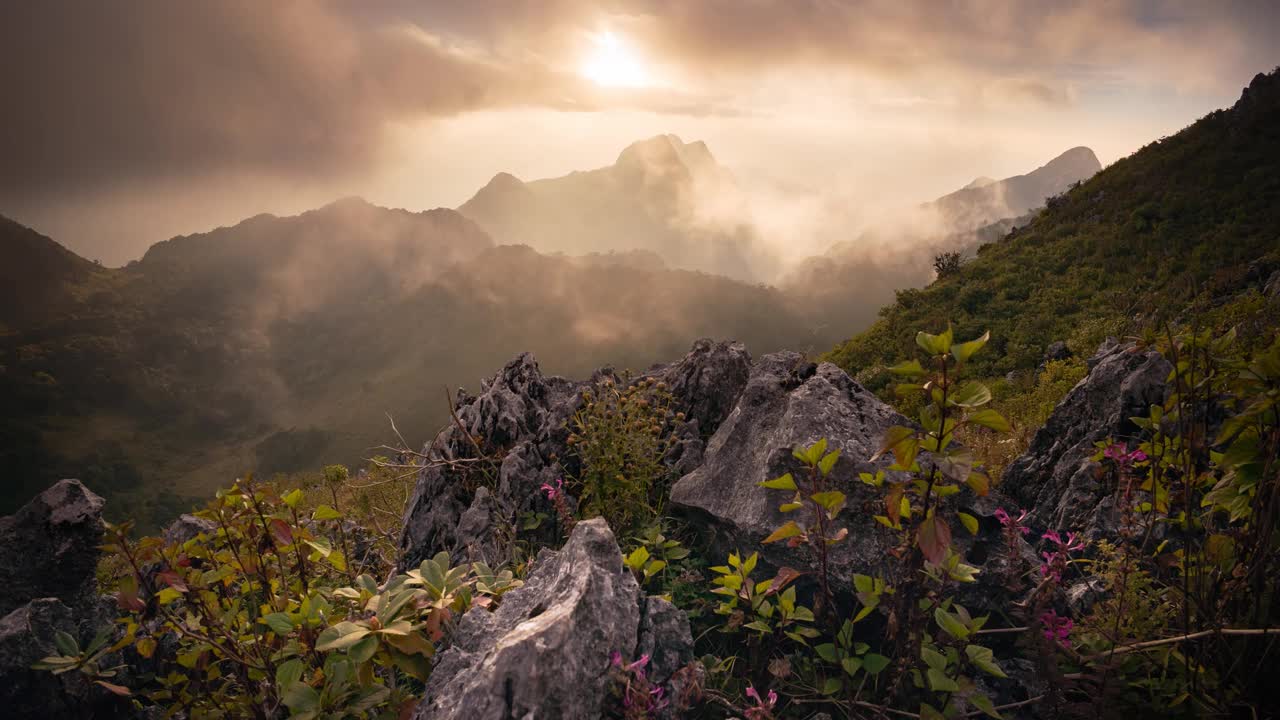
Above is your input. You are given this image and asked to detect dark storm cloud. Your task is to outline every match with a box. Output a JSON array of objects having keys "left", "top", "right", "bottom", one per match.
[
  {"left": 0, "top": 2, "right": 576, "bottom": 198},
  {"left": 2, "top": 0, "right": 1277, "bottom": 223}
]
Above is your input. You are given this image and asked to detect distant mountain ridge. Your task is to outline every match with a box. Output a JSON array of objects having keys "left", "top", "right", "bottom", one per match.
[
  {"left": 459, "top": 134, "right": 771, "bottom": 283},
  {"left": 827, "top": 68, "right": 1280, "bottom": 385},
  {"left": 0, "top": 200, "right": 823, "bottom": 526}
]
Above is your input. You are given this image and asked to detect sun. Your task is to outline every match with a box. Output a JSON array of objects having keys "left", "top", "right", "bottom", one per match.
[{"left": 580, "top": 31, "right": 651, "bottom": 88}]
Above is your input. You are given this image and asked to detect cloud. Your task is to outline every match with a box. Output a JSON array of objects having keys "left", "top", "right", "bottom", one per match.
[{"left": 2, "top": 0, "right": 1277, "bottom": 263}]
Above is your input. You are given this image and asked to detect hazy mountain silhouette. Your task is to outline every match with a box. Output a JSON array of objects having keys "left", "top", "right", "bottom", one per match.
[
  {"left": 0, "top": 200, "right": 823, "bottom": 526},
  {"left": 779, "top": 147, "right": 1101, "bottom": 335},
  {"left": 459, "top": 134, "right": 772, "bottom": 282}
]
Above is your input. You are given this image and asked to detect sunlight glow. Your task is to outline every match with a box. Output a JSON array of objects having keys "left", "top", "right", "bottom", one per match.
[{"left": 580, "top": 31, "right": 651, "bottom": 88}]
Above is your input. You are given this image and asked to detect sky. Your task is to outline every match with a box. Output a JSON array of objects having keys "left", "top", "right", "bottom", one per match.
[{"left": 3, "top": 1, "right": 1279, "bottom": 266}]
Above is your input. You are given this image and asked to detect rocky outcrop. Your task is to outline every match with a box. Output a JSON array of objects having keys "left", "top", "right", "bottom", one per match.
[
  {"left": 0, "top": 479, "right": 106, "bottom": 617},
  {"left": 669, "top": 354, "right": 909, "bottom": 591},
  {"left": 415, "top": 519, "right": 670, "bottom": 720},
  {"left": 399, "top": 339, "right": 752, "bottom": 570},
  {"left": 1001, "top": 340, "right": 1170, "bottom": 534},
  {"left": 0, "top": 480, "right": 127, "bottom": 717}
]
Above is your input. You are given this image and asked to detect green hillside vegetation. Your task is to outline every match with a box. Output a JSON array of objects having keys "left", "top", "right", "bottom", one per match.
[
  {"left": 0, "top": 204, "right": 825, "bottom": 529},
  {"left": 827, "top": 69, "right": 1280, "bottom": 391}
]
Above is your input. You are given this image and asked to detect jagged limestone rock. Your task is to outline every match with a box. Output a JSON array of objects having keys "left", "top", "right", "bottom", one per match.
[
  {"left": 414, "top": 519, "right": 641, "bottom": 720},
  {"left": 0, "top": 479, "right": 105, "bottom": 618},
  {"left": 1001, "top": 340, "right": 1171, "bottom": 535},
  {"left": 400, "top": 340, "right": 752, "bottom": 569},
  {"left": 669, "top": 354, "right": 908, "bottom": 592}
]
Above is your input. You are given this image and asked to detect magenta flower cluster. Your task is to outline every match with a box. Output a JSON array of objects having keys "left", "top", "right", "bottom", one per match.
[
  {"left": 744, "top": 686, "right": 778, "bottom": 719},
  {"left": 1039, "top": 529, "right": 1085, "bottom": 583},
  {"left": 1040, "top": 610, "right": 1074, "bottom": 648},
  {"left": 995, "top": 507, "right": 1031, "bottom": 535},
  {"left": 1103, "top": 443, "right": 1148, "bottom": 467},
  {"left": 610, "top": 651, "right": 667, "bottom": 715},
  {"left": 540, "top": 477, "right": 564, "bottom": 500}
]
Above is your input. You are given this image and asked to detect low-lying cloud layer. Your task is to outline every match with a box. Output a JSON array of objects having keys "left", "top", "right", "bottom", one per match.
[{"left": 2, "top": 1, "right": 1278, "bottom": 264}]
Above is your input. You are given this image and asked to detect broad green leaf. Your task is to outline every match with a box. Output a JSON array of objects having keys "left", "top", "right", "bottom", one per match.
[
  {"left": 970, "top": 691, "right": 1003, "bottom": 718},
  {"left": 275, "top": 658, "right": 304, "bottom": 690},
  {"left": 264, "top": 613, "right": 295, "bottom": 635},
  {"left": 316, "top": 622, "right": 371, "bottom": 651},
  {"left": 822, "top": 677, "right": 843, "bottom": 695},
  {"left": 312, "top": 505, "right": 342, "bottom": 521},
  {"left": 53, "top": 630, "right": 79, "bottom": 657},
  {"left": 842, "top": 657, "right": 863, "bottom": 676},
  {"left": 927, "top": 667, "right": 960, "bottom": 693},
  {"left": 818, "top": 449, "right": 841, "bottom": 476},
  {"left": 759, "top": 473, "right": 797, "bottom": 491},
  {"left": 888, "top": 359, "right": 927, "bottom": 377},
  {"left": 921, "top": 645, "right": 947, "bottom": 671},
  {"left": 762, "top": 521, "right": 803, "bottom": 544},
  {"left": 349, "top": 634, "right": 379, "bottom": 664},
  {"left": 950, "top": 381, "right": 992, "bottom": 408},
  {"left": 811, "top": 491, "right": 846, "bottom": 512},
  {"left": 282, "top": 682, "right": 320, "bottom": 713},
  {"left": 816, "top": 643, "right": 839, "bottom": 663},
  {"left": 967, "top": 408, "right": 1010, "bottom": 433},
  {"left": 950, "top": 330, "right": 990, "bottom": 364},
  {"left": 958, "top": 512, "right": 979, "bottom": 536},
  {"left": 934, "top": 608, "right": 970, "bottom": 640},
  {"left": 874, "top": 425, "right": 916, "bottom": 461},
  {"left": 282, "top": 488, "right": 304, "bottom": 508},
  {"left": 862, "top": 653, "right": 891, "bottom": 674},
  {"left": 965, "top": 644, "right": 1008, "bottom": 678},
  {"left": 779, "top": 502, "right": 804, "bottom": 513},
  {"left": 916, "top": 327, "right": 954, "bottom": 355}
]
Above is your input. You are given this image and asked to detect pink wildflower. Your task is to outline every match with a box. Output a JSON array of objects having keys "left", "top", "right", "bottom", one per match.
[
  {"left": 540, "top": 477, "right": 563, "bottom": 500},
  {"left": 1040, "top": 610, "right": 1074, "bottom": 648},
  {"left": 996, "top": 507, "right": 1032, "bottom": 535},
  {"left": 1104, "top": 443, "right": 1148, "bottom": 467}
]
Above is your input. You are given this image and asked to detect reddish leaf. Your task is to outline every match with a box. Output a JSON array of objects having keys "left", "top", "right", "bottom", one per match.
[
  {"left": 155, "top": 569, "right": 188, "bottom": 592},
  {"left": 95, "top": 680, "right": 133, "bottom": 697},
  {"left": 917, "top": 513, "right": 952, "bottom": 565},
  {"left": 765, "top": 567, "right": 803, "bottom": 596},
  {"left": 269, "top": 519, "right": 294, "bottom": 546},
  {"left": 886, "top": 484, "right": 905, "bottom": 525}
]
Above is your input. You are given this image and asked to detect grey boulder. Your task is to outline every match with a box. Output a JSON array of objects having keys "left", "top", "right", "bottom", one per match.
[
  {"left": 414, "top": 519, "right": 646, "bottom": 720},
  {"left": 1001, "top": 340, "right": 1170, "bottom": 535}
]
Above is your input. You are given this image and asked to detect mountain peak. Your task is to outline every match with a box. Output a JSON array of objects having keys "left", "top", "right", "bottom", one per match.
[
  {"left": 963, "top": 176, "right": 997, "bottom": 190},
  {"left": 614, "top": 134, "right": 718, "bottom": 176},
  {"left": 1041, "top": 146, "right": 1102, "bottom": 176}
]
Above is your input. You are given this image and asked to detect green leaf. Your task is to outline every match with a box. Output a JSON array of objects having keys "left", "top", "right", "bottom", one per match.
[
  {"left": 842, "top": 657, "right": 863, "bottom": 676},
  {"left": 282, "top": 488, "right": 305, "bottom": 508},
  {"left": 759, "top": 473, "right": 797, "bottom": 491},
  {"left": 762, "top": 521, "right": 804, "bottom": 544},
  {"left": 157, "top": 587, "right": 183, "bottom": 605},
  {"left": 862, "top": 653, "right": 891, "bottom": 674},
  {"left": 625, "top": 546, "right": 651, "bottom": 570},
  {"left": 282, "top": 682, "right": 320, "bottom": 714},
  {"left": 950, "top": 381, "right": 992, "bottom": 408},
  {"left": 916, "top": 327, "right": 954, "bottom": 355},
  {"left": 316, "top": 622, "right": 371, "bottom": 651},
  {"left": 889, "top": 359, "right": 928, "bottom": 377},
  {"left": 969, "top": 691, "right": 1003, "bottom": 718},
  {"left": 811, "top": 491, "right": 846, "bottom": 512},
  {"left": 967, "top": 408, "right": 1011, "bottom": 433},
  {"left": 349, "top": 634, "right": 379, "bottom": 664},
  {"left": 275, "top": 658, "right": 304, "bottom": 690},
  {"left": 958, "top": 512, "right": 979, "bottom": 536},
  {"left": 965, "top": 644, "right": 1008, "bottom": 678},
  {"left": 304, "top": 537, "right": 334, "bottom": 557},
  {"left": 874, "top": 425, "right": 916, "bottom": 462},
  {"left": 264, "top": 613, "right": 295, "bottom": 635},
  {"left": 950, "top": 330, "right": 990, "bottom": 364},
  {"left": 312, "top": 504, "right": 342, "bottom": 521},
  {"left": 822, "top": 677, "right": 843, "bottom": 695},
  {"left": 853, "top": 574, "right": 874, "bottom": 594},
  {"left": 53, "top": 630, "right": 79, "bottom": 657},
  {"left": 921, "top": 645, "right": 947, "bottom": 671},
  {"left": 818, "top": 449, "right": 841, "bottom": 476},
  {"left": 816, "top": 643, "right": 839, "bottom": 663},
  {"left": 927, "top": 667, "right": 960, "bottom": 693},
  {"left": 934, "top": 608, "right": 970, "bottom": 640},
  {"left": 779, "top": 502, "right": 804, "bottom": 513},
  {"left": 937, "top": 449, "right": 974, "bottom": 485}
]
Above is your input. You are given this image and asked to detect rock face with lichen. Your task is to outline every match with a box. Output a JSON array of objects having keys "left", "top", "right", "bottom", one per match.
[
  {"left": 1001, "top": 340, "right": 1171, "bottom": 536},
  {"left": 414, "top": 518, "right": 692, "bottom": 720},
  {"left": 0, "top": 480, "right": 127, "bottom": 717}
]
